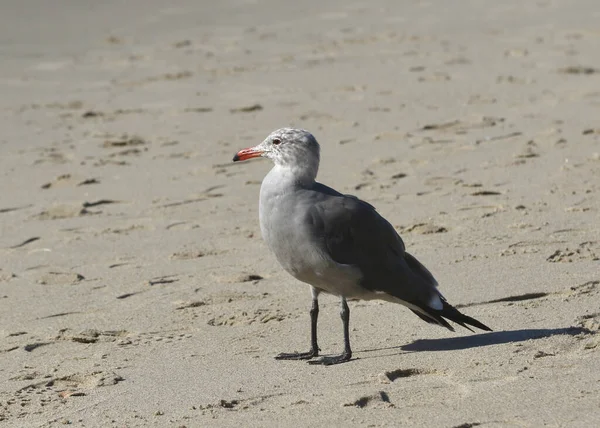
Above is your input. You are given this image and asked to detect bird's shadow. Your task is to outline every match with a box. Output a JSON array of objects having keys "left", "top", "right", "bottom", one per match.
[{"left": 360, "top": 326, "right": 591, "bottom": 356}]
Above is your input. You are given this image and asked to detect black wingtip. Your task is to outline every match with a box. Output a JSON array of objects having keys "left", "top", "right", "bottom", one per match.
[
  {"left": 446, "top": 305, "right": 493, "bottom": 332},
  {"left": 454, "top": 314, "right": 492, "bottom": 332},
  {"left": 414, "top": 301, "right": 492, "bottom": 332},
  {"left": 232, "top": 153, "right": 240, "bottom": 162}
]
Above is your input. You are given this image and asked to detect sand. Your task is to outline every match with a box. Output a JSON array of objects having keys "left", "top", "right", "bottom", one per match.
[{"left": 1, "top": 0, "right": 599, "bottom": 426}]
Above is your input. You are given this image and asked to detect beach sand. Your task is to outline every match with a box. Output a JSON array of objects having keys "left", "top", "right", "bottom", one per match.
[{"left": 1, "top": 0, "right": 599, "bottom": 426}]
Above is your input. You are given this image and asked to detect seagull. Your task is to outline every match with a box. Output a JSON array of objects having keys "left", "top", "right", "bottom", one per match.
[{"left": 233, "top": 128, "right": 491, "bottom": 365}]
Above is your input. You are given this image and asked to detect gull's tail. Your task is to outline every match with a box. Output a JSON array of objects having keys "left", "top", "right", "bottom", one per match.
[
  {"left": 411, "top": 300, "right": 492, "bottom": 332},
  {"left": 402, "top": 252, "right": 492, "bottom": 332}
]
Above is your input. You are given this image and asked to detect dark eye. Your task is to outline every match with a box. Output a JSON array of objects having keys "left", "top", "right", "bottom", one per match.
[{"left": 272, "top": 138, "right": 281, "bottom": 145}]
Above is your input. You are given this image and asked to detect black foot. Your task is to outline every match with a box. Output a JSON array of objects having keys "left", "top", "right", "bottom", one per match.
[
  {"left": 307, "top": 352, "right": 352, "bottom": 366},
  {"left": 275, "top": 350, "right": 318, "bottom": 361}
]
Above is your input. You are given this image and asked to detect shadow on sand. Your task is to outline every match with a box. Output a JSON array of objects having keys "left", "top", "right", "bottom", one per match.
[
  {"left": 400, "top": 326, "right": 591, "bottom": 352},
  {"left": 359, "top": 326, "right": 591, "bottom": 357}
]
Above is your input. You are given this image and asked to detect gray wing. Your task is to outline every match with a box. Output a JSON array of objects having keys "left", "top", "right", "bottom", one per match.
[{"left": 306, "top": 193, "right": 439, "bottom": 305}]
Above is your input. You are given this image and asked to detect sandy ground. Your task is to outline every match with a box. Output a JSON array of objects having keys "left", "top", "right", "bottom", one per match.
[{"left": 1, "top": 0, "right": 599, "bottom": 426}]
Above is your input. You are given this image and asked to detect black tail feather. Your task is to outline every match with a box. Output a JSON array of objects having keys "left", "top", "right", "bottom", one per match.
[
  {"left": 415, "top": 301, "right": 492, "bottom": 332},
  {"left": 410, "top": 309, "right": 441, "bottom": 326}
]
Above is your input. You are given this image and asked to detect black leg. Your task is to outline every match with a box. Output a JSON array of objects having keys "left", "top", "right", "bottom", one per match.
[
  {"left": 275, "top": 297, "right": 320, "bottom": 360},
  {"left": 308, "top": 297, "right": 353, "bottom": 365}
]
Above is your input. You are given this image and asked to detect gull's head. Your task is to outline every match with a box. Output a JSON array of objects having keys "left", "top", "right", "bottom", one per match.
[{"left": 233, "top": 128, "right": 320, "bottom": 178}]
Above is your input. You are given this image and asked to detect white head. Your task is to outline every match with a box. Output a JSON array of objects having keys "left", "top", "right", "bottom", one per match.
[{"left": 233, "top": 128, "right": 321, "bottom": 182}]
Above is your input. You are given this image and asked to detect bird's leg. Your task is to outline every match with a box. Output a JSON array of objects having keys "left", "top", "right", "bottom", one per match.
[
  {"left": 275, "top": 294, "right": 320, "bottom": 360},
  {"left": 308, "top": 297, "right": 353, "bottom": 365}
]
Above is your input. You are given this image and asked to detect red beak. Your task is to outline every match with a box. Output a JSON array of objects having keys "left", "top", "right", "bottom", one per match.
[{"left": 233, "top": 147, "right": 262, "bottom": 162}]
